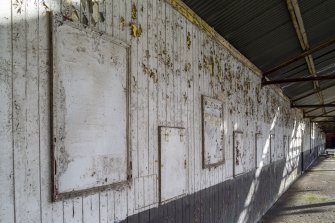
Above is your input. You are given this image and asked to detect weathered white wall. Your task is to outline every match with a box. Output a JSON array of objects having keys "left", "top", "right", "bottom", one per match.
[{"left": 0, "top": 0, "right": 325, "bottom": 222}]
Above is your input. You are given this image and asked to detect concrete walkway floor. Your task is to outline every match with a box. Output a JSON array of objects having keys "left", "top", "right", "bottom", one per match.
[{"left": 260, "top": 155, "right": 335, "bottom": 223}]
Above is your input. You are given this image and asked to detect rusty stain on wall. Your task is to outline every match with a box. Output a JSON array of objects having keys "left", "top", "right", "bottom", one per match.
[
  {"left": 120, "top": 16, "right": 125, "bottom": 30},
  {"left": 142, "top": 63, "right": 158, "bottom": 83},
  {"left": 13, "top": 0, "right": 23, "bottom": 14},
  {"left": 186, "top": 32, "right": 191, "bottom": 49},
  {"left": 130, "top": 23, "right": 142, "bottom": 38},
  {"left": 184, "top": 63, "right": 191, "bottom": 72},
  {"left": 132, "top": 3, "right": 137, "bottom": 20}
]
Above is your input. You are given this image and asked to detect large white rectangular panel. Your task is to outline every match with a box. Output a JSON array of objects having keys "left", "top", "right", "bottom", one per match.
[
  {"left": 202, "top": 96, "right": 224, "bottom": 168},
  {"left": 159, "top": 127, "right": 188, "bottom": 203},
  {"left": 52, "top": 18, "right": 130, "bottom": 199}
]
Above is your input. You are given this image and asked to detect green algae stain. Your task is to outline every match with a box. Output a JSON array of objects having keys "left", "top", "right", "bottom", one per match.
[{"left": 301, "top": 193, "right": 332, "bottom": 204}]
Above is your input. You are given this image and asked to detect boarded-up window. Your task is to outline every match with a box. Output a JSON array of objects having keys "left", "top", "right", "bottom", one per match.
[
  {"left": 202, "top": 96, "right": 224, "bottom": 168},
  {"left": 233, "top": 131, "right": 245, "bottom": 176},
  {"left": 52, "top": 19, "right": 130, "bottom": 199},
  {"left": 159, "top": 127, "right": 188, "bottom": 203}
]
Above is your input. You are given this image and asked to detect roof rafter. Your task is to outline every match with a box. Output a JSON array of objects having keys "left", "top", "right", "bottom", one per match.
[
  {"left": 292, "top": 83, "right": 335, "bottom": 102},
  {"left": 304, "top": 103, "right": 335, "bottom": 114},
  {"left": 286, "top": 0, "right": 326, "bottom": 114},
  {"left": 263, "top": 38, "right": 335, "bottom": 77},
  {"left": 261, "top": 74, "right": 335, "bottom": 85}
]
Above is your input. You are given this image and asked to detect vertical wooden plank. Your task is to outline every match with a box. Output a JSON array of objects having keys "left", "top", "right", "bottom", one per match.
[
  {"left": 127, "top": 213, "right": 139, "bottom": 223},
  {"left": 0, "top": 0, "right": 14, "bottom": 222},
  {"left": 167, "top": 201, "right": 176, "bottom": 223},
  {"left": 83, "top": 194, "right": 100, "bottom": 222},
  {"left": 98, "top": 0, "right": 106, "bottom": 32},
  {"left": 114, "top": 190, "right": 128, "bottom": 222},
  {"left": 39, "top": 1, "right": 64, "bottom": 222},
  {"left": 182, "top": 196, "right": 190, "bottom": 223},
  {"left": 138, "top": 210, "right": 149, "bottom": 223},
  {"left": 175, "top": 198, "right": 183, "bottom": 223},
  {"left": 125, "top": 0, "right": 137, "bottom": 217},
  {"left": 218, "top": 182, "right": 223, "bottom": 222},
  {"left": 105, "top": 0, "right": 113, "bottom": 35},
  {"left": 147, "top": 0, "right": 159, "bottom": 208},
  {"left": 193, "top": 28, "right": 201, "bottom": 194},
  {"left": 63, "top": 198, "right": 82, "bottom": 223},
  {"left": 156, "top": 0, "right": 167, "bottom": 212},
  {"left": 186, "top": 22, "right": 194, "bottom": 197},
  {"left": 134, "top": 176, "right": 144, "bottom": 210},
  {"left": 193, "top": 29, "right": 203, "bottom": 222},
  {"left": 107, "top": 190, "right": 115, "bottom": 222},
  {"left": 100, "top": 192, "right": 108, "bottom": 223},
  {"left": 179, "top": 14, "right": 191, "bottom": 199},
  {"left": 12, "top": 0, "right": 41, "bottom": 222},
  {"left": 118, "top": 0, "right": 127, "bottom": 42},
  {"left": 216, "top": 44, "right": 224, "bottom": 187},
  {"left": 165, "top": 4, "right": 174, "bottom": 126},
  {"left": 112, "top": 0, "right": 120, "bottom": 38},
  {"left": 172, "top": 8, "right": 180, "bottom": 126},
  {"left": 157, "top": 0, "right": 166, "bottom": 127},
  {"left": 200, "top": 189, "right": 206, "bottom": 223},
  {"left": 149, "top": 206, "right": 161, "bottom": 223},
  {"left": 200, "top": 32, "right": 207, "bottom": 190},
  {"left": 205, "top": 35, "right": 213, "bottom": 189},
  {"left": 137, "top": 0, "right": 149, "bottom": 179}
]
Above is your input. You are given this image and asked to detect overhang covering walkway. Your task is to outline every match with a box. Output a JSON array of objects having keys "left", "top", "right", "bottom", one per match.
[{"left": 260, "top": 155, "right": 335, "bottom": 223}]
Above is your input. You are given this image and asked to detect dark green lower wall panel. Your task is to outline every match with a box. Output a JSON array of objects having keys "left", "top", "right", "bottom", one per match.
[{"left": 123, "top": 149, "right": 318, "bottom": 223}]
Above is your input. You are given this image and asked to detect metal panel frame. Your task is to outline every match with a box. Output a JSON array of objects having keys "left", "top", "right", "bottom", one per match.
[{"left": 51, "top": 14, "right": 132, "bottom": 201}]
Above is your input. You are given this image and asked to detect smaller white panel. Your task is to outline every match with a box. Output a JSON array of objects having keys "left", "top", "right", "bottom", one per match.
[
  {"left": 202, "top": 96, "right": 224, "bottom": 168},
  {"left": 160, "top": 127, "right": 187, "bottom": 203},
  {"left": 233, "top": 131, "right": 245, "bottom": 176}
]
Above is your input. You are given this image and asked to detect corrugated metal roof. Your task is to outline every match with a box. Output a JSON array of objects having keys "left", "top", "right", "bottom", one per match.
[
  {"left": 182, "top": 0, "right": 335, "bottom": 132},
  {"left": 300, "top": 0, "right": 335, "bottom": 47},
  {"left": 183, "top": 0, "right": 302, "bottom": 70}
]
